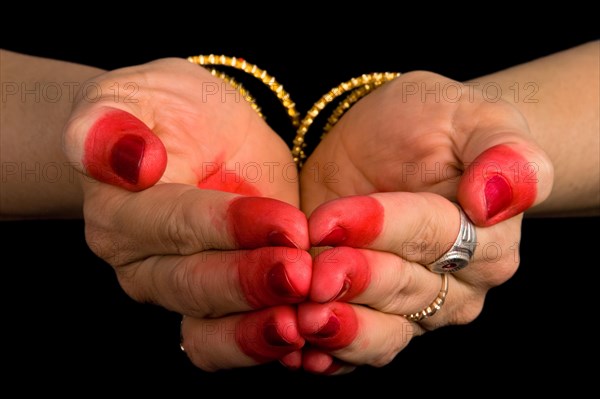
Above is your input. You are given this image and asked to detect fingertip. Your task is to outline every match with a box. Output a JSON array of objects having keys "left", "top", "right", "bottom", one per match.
[
  {"left": 308, "top": 196, "right": 384, "bottom": 247},
  {"left": 237, "top": 306, "right": 304, "bottom": 364},
  {"left": 228, "top": 197, "right": 309, "bottom": 249},
  {"left": 280, "top": 350, "right": 302, "bottom": 371},
  {"left": 84, "top": 108, "right": 166, "bottom": 191},
  {"left": 298, "top": 302, "right": 358, "bottom": 350},
  {"left": 311, "top": 247, "right": 370, "bottom": 303},
  {"left": 240, "top": 248, "right": 312, "bottom": 308},
  {"left": 302, "top": 349, "right": 346, "bottom": 375},
  {"left": 280, "top": 249, "right": 313, "bottom": 300},
  {"left": 458, "top": 144, "right": 543, "bottom": 226}
]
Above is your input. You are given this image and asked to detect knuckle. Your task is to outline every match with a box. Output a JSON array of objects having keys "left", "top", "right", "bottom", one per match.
[
  {"left": 115, "top": 264, "right": 147, "bottom": 303},
  {"left": 170, "top": 261, "right": 213, "bottom": 318},
  {"left": 183, "top": 335, "right": 221, "bottom": 372},
  {"left": 165, "top": 204, "right": 193, "bottom": 254},
  {"left": 164, "top": 194, "right": 210, "bottom": 255},
  {"left": 369, "top": 326, "right": 410, "bottom": 368},
  {"left": 376, "top": 259, "right": 414, "bottom": 313},
  {"left": 476, "top": 254, "right": 520, "bottom": 288},
  {"left": 84, "top": 224, "right": 122, "bottom": 266},
  {"left": 449, "top": 293, "right": 485, "bottom": 325}
]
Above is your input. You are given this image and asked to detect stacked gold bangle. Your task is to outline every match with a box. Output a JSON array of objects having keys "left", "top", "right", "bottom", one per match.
[{"left": 188, "top": 54, "right": 400, "bottom": 168}]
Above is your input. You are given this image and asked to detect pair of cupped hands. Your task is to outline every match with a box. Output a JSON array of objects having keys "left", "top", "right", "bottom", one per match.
[{"left": 63, "top": 58, "right": 553, "bottom": 374}]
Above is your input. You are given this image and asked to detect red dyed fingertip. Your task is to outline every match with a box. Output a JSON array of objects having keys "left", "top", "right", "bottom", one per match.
[
  {"left": 239, "top": 248, "right": 312, "bottom": 308},
  {"left": 309, "top": 196, "right": 384, "bottom": 247},
  {"left": 228, "top": 197, "right": 310, "bottom": 249},
  {"left": 84, "top": 108, "right": 166, "bottom": 191},
  {"left": 298, "top": 302, "right": 358, "bottom": 351},
  {"left": 280, "top": 350, "right": 302, "bottom": 371},
  {"left": 236, "top": 306, "right": 305, "bottom": 363},
  {"left": 458, "top": 144, "right": 537, "bottom": 226},
  {"left": 311, "top": 247, "right": 371, "bottom": 303},
  {"left": 302, "top": 349, "right": 344, "bottom": 375}
]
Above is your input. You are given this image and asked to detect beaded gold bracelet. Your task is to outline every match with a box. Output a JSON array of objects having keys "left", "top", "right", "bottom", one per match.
[{"left": 188, "top": 54, "right": 400, "bottom": 168}]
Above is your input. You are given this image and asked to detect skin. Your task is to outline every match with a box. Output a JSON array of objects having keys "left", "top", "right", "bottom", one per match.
[
  {"left": 298, "top": 41, "right": 599, "bottom": 374},
  {"left": 311, "top": 195, "right": 384, "bottom": 247},
  {"left": 1, "top": 41, "right": 598, "bottom": 373},
  {"left": 1, "top": 51, "right": 310, "bottom": 369},
  {"left": 0, "top": 50, "right": 102, "bottom": 218},
  {"left": 84, "top": 109, "right": 167, "bottom": 189}
]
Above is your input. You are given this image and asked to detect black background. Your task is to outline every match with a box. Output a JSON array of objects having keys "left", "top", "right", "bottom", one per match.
[{"left": 2, "top": 7, "right": 598, "bottom": 395}]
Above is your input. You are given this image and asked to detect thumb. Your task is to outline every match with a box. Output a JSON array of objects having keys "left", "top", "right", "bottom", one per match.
[
  {"left": 63, "top": 105, "right": 167, "bottom": 191},
  {"left": 457, "top": 141, "right": 554, "bottom": 227}
]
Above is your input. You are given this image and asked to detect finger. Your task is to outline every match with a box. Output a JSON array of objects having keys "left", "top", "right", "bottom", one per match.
[
  {"left": 300, "top": 348, "right": 356, "bottom": 375},
  {"left": 311, "top": 246, "right": 492, "bottom": 326},
  {"left": 64, "top": 105, "right": 167, "bottom": 191},
  {"left": 298, "top": 302, "right": 423, "bottom": 367},
  {"left": 181, "top": 306, "right": 304, "bottom": 372},
  {"left": 279, "top": 350, "right": 303, "bottom": 371},
  {"left": 310, "top": 247, "right": 443, "bottom": 315},
  {"left": 85, "top": 184, "right": 309, "bottom": 265},
  {"left": 118, "top": 247, "right": 312, "bottom": 318},
  {"left": 309, "top": 192, "right": 463, "bottom": 265},
  {"left": 457, "top": 141, "right": 554, "bottom": 227},
  {"left": 308, "top": 192, "right": 519, "bottom": 287}
]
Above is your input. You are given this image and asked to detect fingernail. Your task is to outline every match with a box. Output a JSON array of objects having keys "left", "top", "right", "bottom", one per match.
[
  {"left": 317, "top": 227, "right": 348, "bottom": 246},
  {"left": 279, "top": 350, "right": 302, "bottom": 371},
  {"left": 314, "top": 315, "right": 340, "bottom": 338},
  {"left": 484, "top": 175, "right": 513, "bottom": 219},
  {"left": 326, "top": 278, "right": 351, "bottom": 302},
  {"left": 110, "top": 134, "right": 145, "bottom": 184},
  {"left": 268, "top": 231, "right": 298, "bottom": 248},
  {"left": 267, "top": 263, "right": 302, "bottom": 299},
  {"left": 323, "top": 360, "right": 343, "bottom": 375},
  {"left": 264, "top": 323, "right": 292, "bottom": 346}
]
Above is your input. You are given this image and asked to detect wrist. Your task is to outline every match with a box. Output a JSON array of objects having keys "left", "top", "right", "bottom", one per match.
[{"left": 1, "top": 50, "right": 104, "bottom": 218}]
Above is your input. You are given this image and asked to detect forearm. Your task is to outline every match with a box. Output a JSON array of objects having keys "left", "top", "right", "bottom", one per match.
[
  {"left": 1, "top": 50, "right": 104, "bottom": 218},
  {"left": 471, "top": 41, "right": 599, "bottom": 216}
]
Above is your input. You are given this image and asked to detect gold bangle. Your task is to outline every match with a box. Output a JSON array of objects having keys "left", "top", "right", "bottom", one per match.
[
  {"left": 292, "top": 72, "right": 400, "bottom": 166},
  {"left": 206, "top": 68, "right": 264, "bottom": 119},
  {"left": 187, "top": 54, "right": 400, "bottom": 168},
  {"left": 187, "top": 54, "right": 301, "bottom": 128}
]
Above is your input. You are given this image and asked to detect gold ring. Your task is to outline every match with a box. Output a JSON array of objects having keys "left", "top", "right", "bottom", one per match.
[{"left": 404, "top": 273, "right": 449, "bottom": 322}]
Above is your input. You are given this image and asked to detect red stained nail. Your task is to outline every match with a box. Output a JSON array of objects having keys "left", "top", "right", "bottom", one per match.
[
  {"left": 485, "top": 175, "right": 513, "bottom": 219},
  {"left": 237, "top": 306, "right": 304, "bottom": 363},
  {"left": 310, "top": 196, "right": 383, "bottom": 247},
  {"left": 299, "top": 303, "right": 357, "bottom": 350},
  {"left": 314, "top": 315, "right": 340, "bottom": 338},
  {"left": 84, "top": 109, "right": 166, "bottom": 190},
  {"left": 311, "top": 247, "right": 370, "bottom": 304},
  {"left": 267, "top": 263, "right": 301, "bottom": 299},
  {"left": 280, "top": 350, "right": 302, "bottom": 371},
  {"left": 240, "top": 248, "right": 311, "bottom": 308},
  {"left": 263, "top": 323, "right": 292, "bottom": 346},
  {"left": 110, "top": 134, "right": 145, "bottom": 184},
  {"left": 317, "top": 227, "right": 348, "bottom": 246},
  {"left": 228, "top": 197, "right": 309, "bottom": 250},
  {"left": 328, "top": 278, "right": 351, "bottom": 303},
  {"left": 322, "top": 360, "right": 343, "bottom": 375},
  {"left": 458, "top": 145, "right": 537, "bottom": 226},
  {"left": 268, "top": 231, "right": 298, "bottom": 248}
]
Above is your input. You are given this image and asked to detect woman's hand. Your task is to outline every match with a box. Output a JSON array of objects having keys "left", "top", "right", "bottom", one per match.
[
  {"left": 63, "top": 58, "right": 310, "bottom": 371},
  {"left": 296, "top": 71, "right": 554, "bottom": 374}
]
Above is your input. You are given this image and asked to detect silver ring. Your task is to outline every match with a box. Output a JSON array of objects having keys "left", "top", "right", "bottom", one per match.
[{"left": 426, "top": 205, "right": 477, "bottom": 273}]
